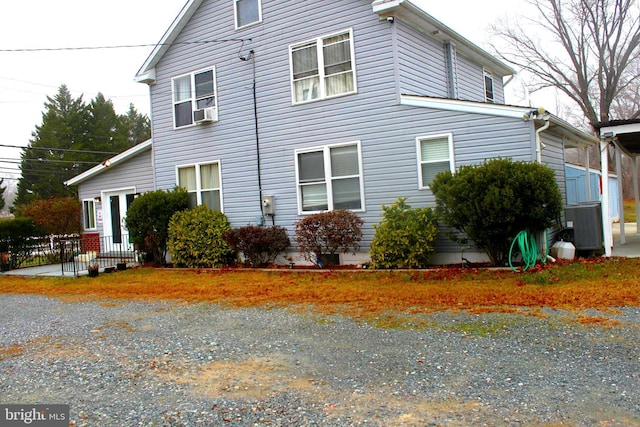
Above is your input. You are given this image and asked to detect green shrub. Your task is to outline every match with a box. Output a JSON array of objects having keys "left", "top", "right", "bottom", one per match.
[
  {"left": 295, "top": 210, "right": 363, "bottom": 266},
  {"left": 167, "top": 205, "right": 234, "bottom": 268},
  {"left": 369, "top": 198, "right": 438, "bottom": 269},
  {"left": 225, "top": 225, "right": 290, "bottom": 267},
  {"left": 0, "top": 218, "right": 47, "bottom": 269},
  {"left": 430, "top": 158, "right": 562, "bottom": 266},
  {"left": 125, "top": 188, "right": 189, "bottom": 266}
]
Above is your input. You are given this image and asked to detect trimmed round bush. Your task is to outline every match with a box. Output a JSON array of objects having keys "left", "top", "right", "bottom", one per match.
[
  {"left": 167, "top": 205, "right": 234, "bottom": 268},
  {"left": 370, "top": 198, "right": 438, "bottom": 269}
]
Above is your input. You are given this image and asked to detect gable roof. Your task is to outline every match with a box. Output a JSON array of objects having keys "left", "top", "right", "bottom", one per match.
[
  {"left": 135, "top": 0, "right": 514, "bottom": 84},
  {"left": 64, "top": 139, "right": 153, "bottom": 186},
  {"left": 135, "top": 0, "right": 205, "bottom": 84},
  {"left": 372, "top": 0, "right": 514, "bottom": 76}
]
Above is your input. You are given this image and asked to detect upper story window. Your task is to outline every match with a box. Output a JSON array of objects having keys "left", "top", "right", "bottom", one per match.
[
  {"left": 417, "top": 133, "right": 455, "bottom": 189},
  {"left": 290, "top": 29, "right": 356, "bottom": 104},
  {"left": 295, "top": 142, "right": 364, "bottom": 214},
  {"left": 483, "top": 69, "right": 494, "bottom": 103},
  {"left": 235, "top": 0, "right": 262, "bottom": 29},
  {"left": 177, "top": 162, "right": 223, "bottom": 211},
  {"left": 83, "top": 199, "right": 96, "bottom": 230},
  {"left": 172, "top": 67, "right": 217, "bottom": 129}
]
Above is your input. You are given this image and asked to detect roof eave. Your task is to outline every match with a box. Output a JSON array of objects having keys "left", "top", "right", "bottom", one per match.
[
  {"left": 400, "top": 95, "right": 598, "bottom": 146},
  {"left": 135, "top": 0, "right": 205, "bottom": 83},
  {"left": 65, "top": 139, "right": 153, "bottom": 186}
]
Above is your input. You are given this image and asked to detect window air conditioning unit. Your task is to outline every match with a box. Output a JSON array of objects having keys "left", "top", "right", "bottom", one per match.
[{"left": 193, "top": 107, "right": 218, "bottom": 124}]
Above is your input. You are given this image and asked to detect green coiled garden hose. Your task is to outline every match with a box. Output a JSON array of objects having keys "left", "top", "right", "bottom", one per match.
[{"left": 509, "top": 230, "right": 545, "bottom": 272}]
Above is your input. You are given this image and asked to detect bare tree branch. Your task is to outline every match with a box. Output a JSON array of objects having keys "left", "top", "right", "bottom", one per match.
[{"left": 491, "top": 0, "right": 640, "bottom": 132}]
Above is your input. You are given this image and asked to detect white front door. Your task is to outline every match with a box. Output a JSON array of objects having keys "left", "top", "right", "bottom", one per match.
[{"left": 102, "top": 189, "right": 135, "bottom": 251}]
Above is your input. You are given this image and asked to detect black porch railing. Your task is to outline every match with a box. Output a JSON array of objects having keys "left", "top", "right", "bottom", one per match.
[{"left": 60, "top": 234, "right": 137, "bottom": 277}]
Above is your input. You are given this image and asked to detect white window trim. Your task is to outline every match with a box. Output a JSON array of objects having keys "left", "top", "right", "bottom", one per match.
[
  {"left": 171, "top": 66, "right": 218, "bottom": 130},
  {"left": 294, "top": 141, "right": 365, "bottom": 215},
  {"left": 234, "top": 0, "right": 262, "bottom": 30},
  {"left": 82, "top": 199, "right": 97, "bottom": 230},
  {"left": 289, "top": 28, "right": 357, "bottom": 105},
  {"left": 416, "top": 133, "right": 455, "bottom": 189},
  {"left": 483, "top": 68, "right": 494, "bottom": 103},
  {"left": 175, "top": 160, "right": 224, "bottom": 211}
]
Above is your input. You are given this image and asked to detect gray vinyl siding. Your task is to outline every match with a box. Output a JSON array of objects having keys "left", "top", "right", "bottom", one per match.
[
  {"left": 396, "top": 21, "right": 448, "bottom": 97},
  {"left": 76, "top": 149, "right": 154, "bottom": 235},
  {"left": 150, "top": 0, "right": 397, "bottom": 229},
  {"left": 457, "top": 54, "right": 505, "bottom": 103},
  {"left": 145, "top": 0, "right": 545, "bottom": 259},
  {"left": 540, "top": 131, "right": 568, "bottom": 245},
  {"left": 395, "top": 20, "right": 505, "bottom": 103}
]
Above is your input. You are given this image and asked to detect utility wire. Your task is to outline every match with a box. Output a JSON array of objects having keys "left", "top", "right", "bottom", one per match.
[
  {"left": 0, "top": 39, "right": 250, "bottom": 53},
  {"left": 0, "top": 144, "right": 117, "bottom": 155},
  {"left": 0, "top": 158, "right": 100, "bottom": 165}
]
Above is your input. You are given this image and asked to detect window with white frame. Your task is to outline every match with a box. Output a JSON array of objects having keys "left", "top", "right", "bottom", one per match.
[
  {"left": 417, "top": 134, "right": 455, "bottom": 188},
  {"left": 177, "top": 162, "right": 223, "bottom": 211},
  {"left": 172, "top": 67, "right": 217, "bottom": 128},
  {"left": 296, "top": 142, "right": 363, "bottom": 213},
  {"left": 483, "top": 69, "right": 494, "bottom": 103},
  {"left": 234, "top": 0, "right": 261, "bottom": 29},
  {"left": 83, "top": 199, "right": 96, "bottom": 230},
  {"left": 290, "top": 29, "right": 356, "bottom": 104}
]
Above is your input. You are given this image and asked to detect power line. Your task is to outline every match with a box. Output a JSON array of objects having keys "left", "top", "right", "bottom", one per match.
[
  {"left": 0, "top": 39, "right": 250, "bottom": 53},
  {"left": 0, "top": 144, "right": 117, "bottom": 155},
  {"left": 0, "top": 158, "right": 99, "bottom": 165}
]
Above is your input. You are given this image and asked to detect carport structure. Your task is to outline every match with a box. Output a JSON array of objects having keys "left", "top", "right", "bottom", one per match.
[{"left": 597, "top": 119, "right": 640, "bottom": 256}]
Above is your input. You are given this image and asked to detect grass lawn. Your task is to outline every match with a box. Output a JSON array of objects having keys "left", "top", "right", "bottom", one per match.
[
  {"left": 624, "top": 198, "right": 638, "bottom": 222},
  {"left": 1, "top": 257, "right": 639, "bottom": 326}
]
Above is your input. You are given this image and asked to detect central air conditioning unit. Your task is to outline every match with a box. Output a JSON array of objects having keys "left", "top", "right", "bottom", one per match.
[
  {"left": 565, "top": 202, "right": 603, "bottom": 251},
  {"left": 193, "top": 107, "right": 218, "bottom": 124}
]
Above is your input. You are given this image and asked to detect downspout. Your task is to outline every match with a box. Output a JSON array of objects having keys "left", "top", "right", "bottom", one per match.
[
  {"left": 535, "top": 116, "right": 550, "bottom": 164},
  {"left": 532, "top": 109, "right": 552, "bottom": 260}
]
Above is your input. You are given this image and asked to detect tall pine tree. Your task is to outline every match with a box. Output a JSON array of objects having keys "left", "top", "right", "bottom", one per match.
[{"left": 15, "top": 85, "right": 151, "bottom": 207}]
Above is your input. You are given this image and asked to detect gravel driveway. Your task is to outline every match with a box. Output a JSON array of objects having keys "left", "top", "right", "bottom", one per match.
[{"left": 1, "top": 294, "right": 639, "bottom": 426}]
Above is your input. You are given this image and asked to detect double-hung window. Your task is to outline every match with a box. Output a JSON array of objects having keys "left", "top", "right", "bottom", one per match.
[
  {"left": 83, "top": 199, "right": 96, "bottom": 230},
  {"left": 290, "top": 29, "right": 356, "bottom": 104},
  {"left": 177, "top": 162, "right": 223, "bottom": 211},
  {"left": 483, "top": 68, "right": 494, "bottom": 103},
  {"left": 172, "top": 67, "right": 217, "bottom": 128},
  {"left": 296, "top": 142, "right": 364, "bottom": 213},
  {"left": 417, "top": 134, "right": 455, "bottom": 189},
  {"left": 234, "top": 0, "right": 262, "bottom": 29}
]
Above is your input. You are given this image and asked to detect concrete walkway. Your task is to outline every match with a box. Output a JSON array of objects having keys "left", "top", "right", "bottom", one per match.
[{"left": 612, "top": 222, "right": 640, "bottom": 258}]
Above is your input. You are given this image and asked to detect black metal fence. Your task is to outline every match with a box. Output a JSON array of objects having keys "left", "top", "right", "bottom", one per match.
[
  {"left": 60, "top": 234, "right": 137, "bottom": 277},
  {"left": 0, "top": 235, "right": 63, "bottom": 272}
]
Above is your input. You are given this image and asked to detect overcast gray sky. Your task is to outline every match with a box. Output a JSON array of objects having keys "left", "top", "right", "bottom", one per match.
[{"left": 0, "top": 0, "right": 534, "bottom": 185}]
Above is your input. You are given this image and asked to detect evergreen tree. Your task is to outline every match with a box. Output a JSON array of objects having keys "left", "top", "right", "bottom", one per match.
[
  {"left": 15, "top": 85, "right": 152, "bottom": 208},
  {"left": 15, "top": 85, "right": 90, "bottom": 206},
  {"left": 0, "top": 179, "right": 6, "bottom": 212},
  {"left": 122, "top": 103, "right": 152, "bottom": 145}
]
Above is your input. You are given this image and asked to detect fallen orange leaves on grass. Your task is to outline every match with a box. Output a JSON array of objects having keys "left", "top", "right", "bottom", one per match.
[{"left": 1, "top": 257, "right": 639, "bottom": 320}]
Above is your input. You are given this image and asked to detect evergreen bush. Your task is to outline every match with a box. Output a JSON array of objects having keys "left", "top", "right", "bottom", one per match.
[
  {"left": 430, "top": 158, "right": 562, "bottom": 265},
  {"left": 225, "top": 225, "right": 290, "bottom": 267},
  {"left": 167, "top": 205, "right": 234, "bottom": 268},
  {"left": 125, "top": 188, "right": 189, "bottom": 266},
  {"left": 369, "top": 198, "right": 439, "bottom": 269}
]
